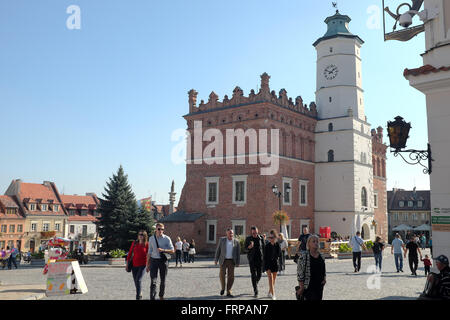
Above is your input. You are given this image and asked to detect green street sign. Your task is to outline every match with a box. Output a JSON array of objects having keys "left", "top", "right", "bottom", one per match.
[{"left": 432, "top": 216, "right": 450, "bottom": 224}]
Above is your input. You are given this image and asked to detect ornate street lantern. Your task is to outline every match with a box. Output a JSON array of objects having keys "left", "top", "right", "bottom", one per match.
[
  {"left": 387, "top": 116, "right": 411, "bottom": 151},
  {"left": 386, "top": 116, "right": 433, "bottom": 174}
]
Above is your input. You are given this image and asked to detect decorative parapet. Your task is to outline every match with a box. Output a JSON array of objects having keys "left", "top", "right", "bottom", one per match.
[{"left": 188, "top": 73, "right": 318, "bottom": 118}]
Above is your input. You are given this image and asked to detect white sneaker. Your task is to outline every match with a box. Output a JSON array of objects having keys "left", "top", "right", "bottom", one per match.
[
  {"left": 272, "top": 295, "right": 277, "bottom": 300},
  {"left": 268, "top": 292, "right": 272, "bottom": 298}
]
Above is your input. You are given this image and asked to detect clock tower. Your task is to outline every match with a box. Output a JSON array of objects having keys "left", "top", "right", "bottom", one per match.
[{"left": 313, "top": 11, "right": 375, "bottom": 240}]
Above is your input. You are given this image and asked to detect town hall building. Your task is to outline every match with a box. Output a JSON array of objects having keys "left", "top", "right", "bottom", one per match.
[{"left": 162, "top": 11, "right": 388, "bottom": 252}]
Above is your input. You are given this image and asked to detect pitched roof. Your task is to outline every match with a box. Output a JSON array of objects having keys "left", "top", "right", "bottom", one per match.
[
  {"left": 0, "top": 195, "right": 19, "bottom": 208},
  {"left": 0, "top": 195, "right": 24, "bottom": 219},
  {"left": 68, "top": 215, "right": 98, "bottom": 222},
  {"left": 60, "top": 194, "right": 98, "bottom": 207},
  {"left": 19, "top": 182, "right": 59, "bottom": 202},
  {"left": 158, "top": 211, "right": 204, "bottom": 223},
  {"left": 387, "top": 189, "right": 430, "bottom": 211},
  {"left": 404, "top": 65, "right": 450, "bottom": 77}
]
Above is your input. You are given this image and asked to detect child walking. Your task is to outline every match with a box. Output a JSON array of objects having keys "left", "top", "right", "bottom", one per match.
[{"left": 421, "top": 254, "right": 432, "bottom": 276}]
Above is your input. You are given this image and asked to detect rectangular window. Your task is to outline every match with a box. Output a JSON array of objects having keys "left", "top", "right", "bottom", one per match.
[
  {"left": 0, "top": 241, "right": 4, "bottom": 249},
  {"left": 1, "top": 225, "right": 7, "bottom": 233},
  {"left": 232, "top": 219, "right": 246, "bottom": 237},
  {"left": 69, "top": 210, "right": 76, "bottom": 216},
  {"left": 81, "top": 210, "right": 88, "bottom": 216},
  {"left": 403, "top": 213, "right": 408, "bottom": 222},
  {"left": 412, "top": 213, "right": 418, "bottom": 221},
  {"left": 282, "top": 178, "right": 292, "bottom": 206},
  {"left": 399, "top": 201, "right": 404, "bottom": 208},
  {"left": 9, "top": 225, "right": 15, "bottom": 233},
  {"left": 82, "top": 225, "right": 88, "bottom": 236},
  {"left": 408, "top": 201, "right": 413, "bottom": 207},
  {"left": 7, "top": 240, "right": 13, "bottom": 248},
  {"left": 55, "top": 223, "right": 60, "bottom": 231},
  {"left": 41, "top": 204, "right": 48, "bottom": 211},
  {"left": 17, "top": 225, "right": 23, "bottom": 233},
  {"left": 53, "top": 204, "right": 59, "bottom": 212},
  {"left": 393, "top": 213, "right": 398, "bottom": 221},
  {"left": 205, "top": 177, "right": 220, "bottom": 205},
  {"left": 232, "top": 175, "right": 247, "bottom": 205},
  {"left": 6, "top": 208, "right": 16, "bottom": 214},
  {"left": 43, "top": 223, "right": 49, "bottom": 232},
  {"left": 29, "top": 204, "right": 36, "bottom": 211},
  {"left": 417, "top": 201, "right": 423, "bottom": 208},
  {"left": 70, "top": 225, "right": 75, "bottom": 234},
  {"left": 31, "top": 223, "right": 37, "bottom": 232},
  {"left": 299, "top": 180, "right": 308, "bottom": 206},
  {"left": 206, "top": 220, "right": 217, "bottom": 244},
  {"left": 374, "top": 193, "right": 378, "bottom": 208}
]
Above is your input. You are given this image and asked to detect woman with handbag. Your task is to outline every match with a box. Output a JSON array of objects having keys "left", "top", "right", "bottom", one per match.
[
  {"left": 296, "top": 234, "right": 326, "bottom": 300},
  {"left": 188, "top": 239, "right": 196, "bottom": 263},
  {"left": 126, "top": 230, "right": 149, "bottom": 300}
]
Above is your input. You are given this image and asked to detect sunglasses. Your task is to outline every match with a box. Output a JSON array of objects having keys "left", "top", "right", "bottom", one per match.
[
  {"left": 138, "top": 234, "right": 144, "bottom": 236},
  {"left": 158, "top": 228, "right": 164, "bottom": 231}
]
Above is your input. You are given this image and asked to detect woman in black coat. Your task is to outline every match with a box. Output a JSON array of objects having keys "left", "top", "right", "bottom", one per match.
[{"left": 264, "top": 229, "right": 281, "bottom": 300}]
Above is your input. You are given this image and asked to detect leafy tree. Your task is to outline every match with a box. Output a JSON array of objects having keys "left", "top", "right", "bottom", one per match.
[{"left": 96, "top": 166, "right": 154, "bottom": 251}]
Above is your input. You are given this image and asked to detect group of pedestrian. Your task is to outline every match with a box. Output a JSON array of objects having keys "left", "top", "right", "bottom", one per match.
[
  {"left": 0, "top": 245, "right": 19, "bottom": 270},
  {"left": 174, "top": 237, "right": 196, "bottom": 267}
]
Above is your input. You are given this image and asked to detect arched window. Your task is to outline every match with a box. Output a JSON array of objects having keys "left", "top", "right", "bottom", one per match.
[
  {"left": 328, "top": 123, "right": 333, "bottom": 132},
  {"left": 328, "top": 150, "right": 334, "bottom": 162},
  {"left": 361, "top": 187, "right": 368, "bottom": 207}
]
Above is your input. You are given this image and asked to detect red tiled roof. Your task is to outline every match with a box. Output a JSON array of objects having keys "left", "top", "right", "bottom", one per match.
[
  {"left": 0, "top": 195, "right": 24, "bottom": 219},
  {"left": 19, "top": 183, "right": 58, "bottom": 202},
  {"left": 0, "top": 195, "right": 19, "bottom": 208},
  {"left": 60, "top": 195, "right": 97, "bottom": 207},
  {"left": 68, "top": 215, "right": 98, "bottom": 222},
  {"left": 404, "top": 65, "right": 450, "bottom": 77}
]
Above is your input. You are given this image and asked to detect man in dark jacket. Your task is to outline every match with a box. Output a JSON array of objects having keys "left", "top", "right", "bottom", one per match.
[
  {"left": 244, "top": 226, "right": 265, "bottom": 297},
  {"left": 434, "top": 255, "right": 450, "bottom": 299}
]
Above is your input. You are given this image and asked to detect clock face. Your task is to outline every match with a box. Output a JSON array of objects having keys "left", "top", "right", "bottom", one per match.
[{"left": 324, "top": 64, "right": 338, "bottom": 80}]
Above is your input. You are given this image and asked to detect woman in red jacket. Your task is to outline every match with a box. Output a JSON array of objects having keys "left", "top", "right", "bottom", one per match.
[{"left": 127, "top": 230, "right": 149, "bottom": 300}]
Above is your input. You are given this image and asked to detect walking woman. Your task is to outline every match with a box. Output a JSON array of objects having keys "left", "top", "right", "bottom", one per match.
[
  {"left": 372, "top": 236, "right": 385, "bottom": 273},
  {"left": 278, "top": 233, "right": 288, "bottom": 275},
  {"left": 175, "top": 236, "right": 183, "bottom": 267},
  {"left": 188, "top": 239, "right": 196, "bottom": 263},
  {"left": 264, "top": 229, "right": 281, "bottom": 300},
  {"left": 296, "top": 234, "right": 326, "bottom": 300},
  {"left": 126, "top": 230, "right": 149, "bottom": 300}
]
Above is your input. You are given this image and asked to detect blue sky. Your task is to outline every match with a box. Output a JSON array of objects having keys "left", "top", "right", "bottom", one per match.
[{"left": 0, "top": 0, "right": 430, "bottom": 204}]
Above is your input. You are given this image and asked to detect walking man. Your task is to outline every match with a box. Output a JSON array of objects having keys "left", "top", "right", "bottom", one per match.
[
  {"left": 405, "top": 235, "right": 422, "bottom": 276},
  {"left": 244, "top": 226, "right": 265, "bottom": 297},
  {"left": 420, "top": 234, "right": 427, "bottom": 250},
  {"left": 182, "top": 239, "right": 190, "bottom": 263},
  {"left": 146, "top": 223, "right": 175, "bottom": 300},
  {"left": 298, "top": 227, "right": 311, "bottom": 254},
  {"left": 391, "top": 233, "right": 405, "bottom": 272},
  {"left": 215, "top": 228, "right": 240, "bottom": 298},
  {"left": 349, "top": 231, "right": 366, "bottom": 273},
  {"left": 8, "top": 245, "right": 18, "bottom": 269}
]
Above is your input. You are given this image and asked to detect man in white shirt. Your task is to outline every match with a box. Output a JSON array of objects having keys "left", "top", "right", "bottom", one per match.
[
  {"left": 391, "top": 233, "right": 405, "bottom": 272},
  {"left": 215, "top": 228, "right": 240, "bottom": 297},
  {"left": 349, "top": 231, "right": 366, "bottom": 273}
]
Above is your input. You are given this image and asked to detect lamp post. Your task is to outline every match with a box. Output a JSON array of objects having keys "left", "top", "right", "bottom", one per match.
[
  {"left": 387, "top": 116, "right": 433, "bottom": 174},
  {"left": 272, "top": 184, "right": 290, "bottom": 232}
]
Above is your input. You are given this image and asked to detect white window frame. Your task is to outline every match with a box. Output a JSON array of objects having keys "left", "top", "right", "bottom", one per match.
[
  {"left": 53, "top": 204, "right": 59, "bottom": 212},
  {"left": 399, "top": 201, "right": 404, "bottom": 208},
  {"left": 31, "top": 222, "right": 37, "bottom": 232},
  {"left": 206, "top": 220, "right": 217, "bottom": 244},
  {"left": 231, "top": 219, "right": 246, "bottom": 237},
  {"left": 205, "top": 177, "right": 220, "bottom": 206},
  {"left": 299, "top": 180, "right": 308, "bottom": 207},
  {"left": 55, "top": 222, "right": 61, "bottom": 231},
  {"left": 403, "top": 213, "right": 408, "bottom": 222},
  {"left": 393, "top": 213, "right": 399, "bottom": 221},
  {"left": 69, "top": 225, "right": 75, "bottom": 234},
  {"left": 232, "top": 175, "right": 247, "bottom": 205},
  {"left": 374, "top": 192, "right": 378, "bottom": 209},
  {"left": 41, "top": 204, "right": 48, "bottom": 211},
  {"left": 42, "top": 222, "right": 50, "bottom": 232},
  {"left": 408, "top": 201, "right": 413, "bottom": 207},
  {"left": 282, "top": 177, "right": 293, "bottom": 206},
  {"left": 417, "top": 201, "right": 423, "bottom": 208},
  {"left": 412, "top": 213, "right": 418, "bottom": 221},
  {"left": 29, "top": 204, "right": 36, "bottom": 211}
]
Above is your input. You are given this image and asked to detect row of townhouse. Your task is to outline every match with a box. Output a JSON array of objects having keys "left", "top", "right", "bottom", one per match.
[{"left": 0, "top": 179, "right": 100, "bottom": 253}]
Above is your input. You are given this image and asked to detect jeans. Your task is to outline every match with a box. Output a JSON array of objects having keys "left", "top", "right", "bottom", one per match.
[
  {"left": 374, "top": 253, "right": 382, "bottom": 271},
  {"left": 352, "top": 252, "right": 361, "bottom": 271},
  {"left": 409, "top": 255, "right": 419, "bottom": 274},
  {"left": 183, "top": 251, "right": 189, "bottom": 263},
  {"left": 279, "top": 252, "right": 286, "bottom": 272},
  {"left": 249, "top": 259, "right": 262, "bottom": 292},
  {"left": 8, "top": 257, "right": 18, "bottom": 269},
  {"left": 150, "top": 258, "right": 168, "bottom": 299},
  {"left": 394, "top": 253, "right": 403, "bottom": 271},
  {"left": 131, "top": 265, "right": 146, "bottom": 299},
  {"left": 175, "top": 250, "right": 182, "bottom": 265}
]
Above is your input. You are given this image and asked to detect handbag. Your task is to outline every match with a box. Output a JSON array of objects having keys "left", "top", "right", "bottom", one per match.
[
  {"left": 126, "top": 241, "right": 135, "bottom": 272},
  {"left": 189, "top": 248, "right": 196, "bottom": 255},
  {"left": 154, "top": 235, "right": 171, "bottom": 262}
]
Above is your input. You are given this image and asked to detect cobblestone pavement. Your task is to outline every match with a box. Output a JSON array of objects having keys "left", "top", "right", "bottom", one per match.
[{"left": 0, "top": 250, "right": 430, "bottom": 300}]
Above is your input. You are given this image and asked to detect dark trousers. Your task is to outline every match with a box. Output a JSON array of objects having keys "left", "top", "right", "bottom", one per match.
[
  {"left": 189, "top": 254, "right": 195, "bottom": 263},
  {"left": 304, "top": 285, "right": 324, "bottom": 301},
  {"left": 278, "top": 252, "right": 286, "bottom": 272},
  {"left": 8, "top": 257, "right": 17, "bottom": 269},
  {"left": 409, "top": 255, "right": 419, "bottom": 274},
  {"left": 219, "top": 259, "right": 235, "bottom": 294},
  {"left": 175, "top": 250, "right": 182, "bottom": 265},
  {"left": 150, "top": 258, "right": 168, "bottom": 299},
  {"left": 424, "top": 265, "right": 431, "bottom": 276},
  {"left": 131, "top": 265, "right": 146, "bottom": 299},
  {"left": 249, "top": 259, "right": 262, "bottom": 292},
  {"left": 183, "top": 251, "right": 189, "bottom": 263},
  {"left": 352, "top": 252, "right": 362, "bottom": 271}
]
